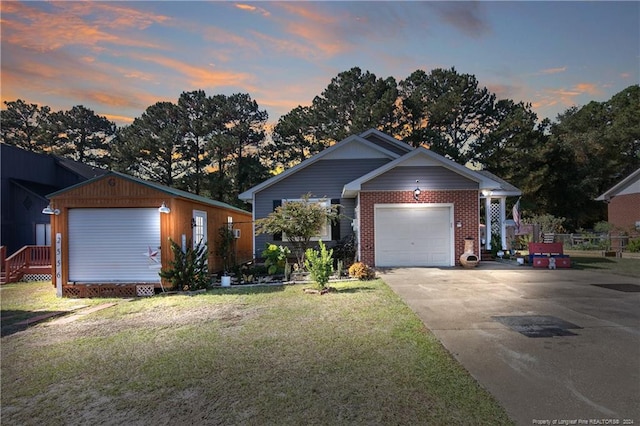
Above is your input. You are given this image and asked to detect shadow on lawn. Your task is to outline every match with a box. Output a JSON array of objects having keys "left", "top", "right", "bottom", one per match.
[
  {"left": 1, "top": 309, "right": 66, "bottom": 337},
  {"left": 335, "top": 284, "right": 377, "bottom": 293},
  {"left": 206, "top": 284, "right": 286, "bottom": 295},
  {"left": 570, "top": 256, "right": 616, "bottom": 271}
]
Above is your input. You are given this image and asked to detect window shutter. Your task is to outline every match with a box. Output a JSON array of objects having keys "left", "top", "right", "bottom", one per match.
[
  {"left": 272, "top": 200, "right": 282, "bottom": 241},
  {"left": 331, "top": 199, "right": 341, "bottom": 241}
]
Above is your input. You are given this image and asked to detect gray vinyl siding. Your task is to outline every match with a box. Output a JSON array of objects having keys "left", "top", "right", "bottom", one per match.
[
  {"left": 254, "top": 158, "right": 389, "bottom": 255},
  {"left": 362, "top": 166, "right": 479, "bottom": 191}
]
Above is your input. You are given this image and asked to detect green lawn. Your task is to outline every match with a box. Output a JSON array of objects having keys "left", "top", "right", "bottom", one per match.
[
  {"left": 1, "top": 280, "right": 513, "bottom": 425},
  {"left": 564, "top": 251, "right": 640, "bottom": 277}
]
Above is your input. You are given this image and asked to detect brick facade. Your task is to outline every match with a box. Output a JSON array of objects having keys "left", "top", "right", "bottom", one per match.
[
  {"left": 359, "top": 190, "right": 479, "bottom": 266},
  {"left": 609, "top": 193, "right": 640, "bottom": 244}
]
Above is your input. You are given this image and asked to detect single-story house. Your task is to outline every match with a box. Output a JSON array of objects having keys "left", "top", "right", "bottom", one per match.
[
  {"left": 595, "top": 167, "right": 640, "bottom": 250},
  {"left": 46, "top": 171, "right": 252, "bottom": 297},
  {"left": 239, "top": 129, "right": 521, "bottom": 267}
]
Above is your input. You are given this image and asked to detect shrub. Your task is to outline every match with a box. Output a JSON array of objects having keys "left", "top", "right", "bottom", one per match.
[
  {"left": 348, "top": 262, "right": 375, "bottom": 280},
  {"left": 524, "top": 214, "right": 566, "bottom": 234},
  {"left": 304, "top": 240, "right": 334, "bottom": 290},
  {"left": 159, "top": 238, "right": 209, "bottom": 291},
  {"left": 216, "top": 226, "right": 236, "bottom": 273},
  {"left": 627, "top": 238, "right": 640, "bottom": 253},
  {"left": 262, "top": 243, "right": 291, "bottom": 275},
  {"left": 333, "top": 234, "right": 356, "bottom": 265}
]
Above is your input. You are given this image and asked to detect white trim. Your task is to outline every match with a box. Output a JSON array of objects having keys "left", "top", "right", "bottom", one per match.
[
  {"left": 358, "top": 128, "right": 414, "bottom": 153},
  {"left": 238, "top": 134, "right": 400, "bottom": 202},
  {"left": 500, "top": 197, "right": 507, "bottom": 250},
  {"left": 55, "top": 233, "right": 62, "bottom": 297},
  {"left": 373, "top": 203, "right": 454, "bottom": 267},
  {"left": 192, "top": 210, "right": 207, "bottom": 248},
  {"left": 343, "top": 147, "right": 503, "bottom": 198},
  {"left": 595, "top": 167, "right": 640, "bottom": 201}
]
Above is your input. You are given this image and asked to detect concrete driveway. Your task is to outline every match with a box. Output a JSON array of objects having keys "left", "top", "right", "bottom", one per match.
[{"left": 378, "top": 263, "right": 640, "bottom": 425}]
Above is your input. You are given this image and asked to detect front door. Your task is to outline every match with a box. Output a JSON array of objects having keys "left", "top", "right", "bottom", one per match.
[{"left": 192, "top": 210, "right": 207, "bottom": 249}]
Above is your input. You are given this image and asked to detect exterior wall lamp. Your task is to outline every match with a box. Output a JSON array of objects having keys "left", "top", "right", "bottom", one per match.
[
  {"left": 158, "top": 202, "right": 171, "bottom": 214},
  {"left": 481, "top": 189, "right": 493, "bottom": 197},
  {"left": 413, "top": 180, "right": 421, "bottom": 201},
  {"left": 42, "top": 204, "right": 60, "bottom": 215}
]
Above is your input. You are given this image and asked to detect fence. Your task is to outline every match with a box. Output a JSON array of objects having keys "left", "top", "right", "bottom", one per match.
[{"left": 555, "top": 234, "right": 631, "bottom": 251}]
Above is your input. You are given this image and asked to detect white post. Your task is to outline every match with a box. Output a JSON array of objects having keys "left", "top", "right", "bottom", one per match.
[
  {"left": 485, "top": 196, "right": 492, "bottom": 250},
  {"left": 55, "top": 233, "right": 62, "bottom": 297},
  {"left": 500, "top": 197, "right": 507, "bottom": 250}
]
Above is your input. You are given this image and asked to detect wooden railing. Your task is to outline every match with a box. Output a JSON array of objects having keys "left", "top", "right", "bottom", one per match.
[
  {"left": 3, "top": 246, "right": 51, "bottom": 284},
  {"left": 1, "top": 246, "right": 6, "bottom": 272}
]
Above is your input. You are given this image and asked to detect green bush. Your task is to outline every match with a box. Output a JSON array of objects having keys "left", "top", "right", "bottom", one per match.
[
  {"left": 304, "top": 240, "right": 334, "bottom": 290},
  {"left": 627, "top": 238, "right": 640, "bottom": 253},
  {"left": 262, "top": 243, "right": 291, "bottom": 275},
  {"left": 159, "top": 239, "right": 209, "bottom": 291}
]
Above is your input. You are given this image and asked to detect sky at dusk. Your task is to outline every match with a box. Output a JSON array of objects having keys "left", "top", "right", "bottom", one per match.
[{"left": 1, "top": 1, "right": 638, "bottom": 127}]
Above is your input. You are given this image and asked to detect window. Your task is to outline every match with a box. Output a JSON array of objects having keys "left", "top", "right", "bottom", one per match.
[
  {"left": 282, "top": 198, "right": 332, "bottom": 242},
  {"left": 192, "top": 210, "right": 207, "bottom": 248},
  {"left": 36, "top": 223, "right": 51, "bottom": 246}
]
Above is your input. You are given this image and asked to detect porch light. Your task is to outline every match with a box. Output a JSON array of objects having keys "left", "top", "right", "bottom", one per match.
[
  {"left": 413, "top": 180, "right": 421, "bottom": 201},
  {"left": 158, "top": 202, "right": 171, "bottom": 214},
  {"left": 42, "top": 204, "right": 60, "bottom": 215},
  {"left": 481, "top": 189, "right": 493, "bottom": 197}
]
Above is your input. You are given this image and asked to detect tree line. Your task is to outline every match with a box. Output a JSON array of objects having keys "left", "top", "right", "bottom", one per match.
[{"left": 1, "top": 66, "right": 638, "bottom": 230}]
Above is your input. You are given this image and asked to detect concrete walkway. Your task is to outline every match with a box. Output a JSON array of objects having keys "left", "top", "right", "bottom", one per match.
[{"left": 379, "top": 263, "right": 640, "bottom": 425}]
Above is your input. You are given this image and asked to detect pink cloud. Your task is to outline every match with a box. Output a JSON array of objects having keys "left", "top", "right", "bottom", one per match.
[
  {"left": 573, "top": 83, "right": 601, "bottom": 96},
  {"left": 137, "top": 54, "right": 254, "bottom": 90},
  {"left": 538, "top": 66, "right": 567, "bottom": 75},
  {"left": 1, "top": 1, "right": 168, "bottom": 52},
  {"left": 235, "top": 3, "right": 271, "bottom": 17}
]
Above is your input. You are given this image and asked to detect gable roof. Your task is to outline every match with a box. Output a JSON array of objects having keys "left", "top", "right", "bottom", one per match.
[
  {"left": 475, "top": 170, "right": 522, "bottom": 196},
  {"left": 54, "top": 155, "right": 108, "bottom": 179},
  {"left": 595, "top": 167, "right": 640, "bottom": 201},
  {"left": 238, "top": 131, "right": 403, "bottom": 202},
  {"left": 48, "top": 171, "right": 251, "bottom": 214},
  {"left": 358, "top": 128, "right": 413, "bottom": 155},
  {"left": 342, "top": 147, "right": 513, "bottom": 197}
]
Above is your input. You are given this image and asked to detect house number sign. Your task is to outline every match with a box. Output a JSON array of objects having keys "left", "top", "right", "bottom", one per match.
[{"left": 55, "top": 233, "right": 62, "bottom": 297}]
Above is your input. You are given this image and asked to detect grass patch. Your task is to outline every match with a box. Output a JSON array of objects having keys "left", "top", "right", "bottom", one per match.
[
  {"left": 1, "top": 280, "right": 513, "bottom": 425},
  {"left": 566, "top": 253, "right": 640, "bottom": 277},
  {"left": 0, "top": 281, "right": 120, "bottom": 333}
]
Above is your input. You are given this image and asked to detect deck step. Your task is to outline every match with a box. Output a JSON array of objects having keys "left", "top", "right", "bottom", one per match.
[{"left": 481, "top": 250, "right": 494, "bottom": 261}]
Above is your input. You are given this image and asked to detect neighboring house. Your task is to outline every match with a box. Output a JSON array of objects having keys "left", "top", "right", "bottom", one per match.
[
  {"left": 239, "top": 129, "right": 521, "bottom": 267},
  {"left": 0, "top": 143, "right": 106, "bottom": 255},
  {"left": 46, "top": 171, "right": 252, "bottom": 297},
  {"left": 595, "top": 167, "right": 640, "bottom": 250}
]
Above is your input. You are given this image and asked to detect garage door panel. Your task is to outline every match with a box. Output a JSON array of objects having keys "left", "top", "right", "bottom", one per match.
[
  {"left": 69, "top": 208, "right": 161, "bottom": 282},
  {"left": 375, "top": 205, "right": 452, "bottom": 267}
]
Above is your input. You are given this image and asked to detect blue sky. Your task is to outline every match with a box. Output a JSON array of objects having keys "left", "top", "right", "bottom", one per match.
[{"left": 2, "top": 1, "right": 638, "bottom": 126}]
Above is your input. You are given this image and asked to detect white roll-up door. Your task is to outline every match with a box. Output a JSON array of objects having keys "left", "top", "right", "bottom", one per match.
[
  {"left": 68, "top": 208, "right": 161, "bottom": 282},
  {"left": 375, "top": 204, "right": 453, "bottom": 267}
]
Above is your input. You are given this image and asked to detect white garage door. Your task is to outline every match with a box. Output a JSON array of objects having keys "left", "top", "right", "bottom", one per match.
[
  {"left": 69, "top": 208, "right": 161, "bottom": 282},
  {"left": 375, "top": 204, "right": 453, "bottom": 267}
]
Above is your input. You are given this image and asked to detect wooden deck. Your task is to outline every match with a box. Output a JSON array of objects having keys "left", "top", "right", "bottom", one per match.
[{"left": 1, "top": 246, "right": 52, "bottom": 284}]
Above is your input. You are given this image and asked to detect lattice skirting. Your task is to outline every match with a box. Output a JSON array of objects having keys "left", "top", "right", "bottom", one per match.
[
  {"left": 24, "top": 274, "right": 52, "bottom": 282},
  {"left": 136, "top": 285, "right": 155, "bottom": 297},
  {"left": 62, "top": 284, "right": 155, "bottom": 298}
]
